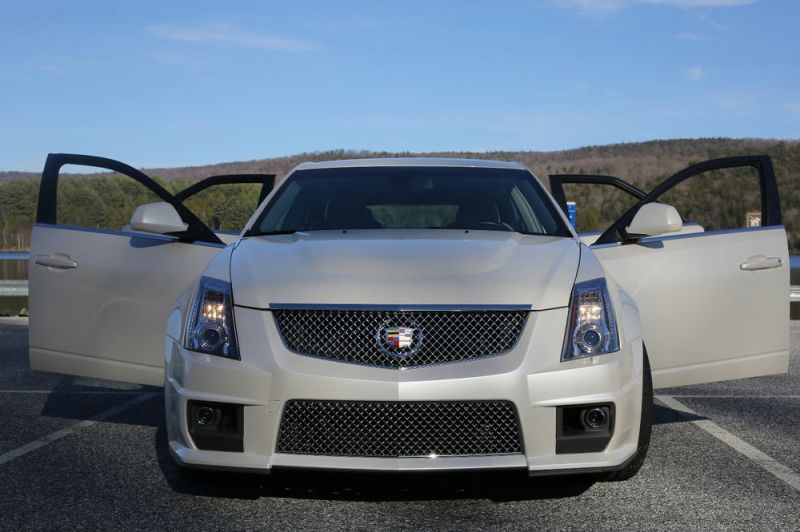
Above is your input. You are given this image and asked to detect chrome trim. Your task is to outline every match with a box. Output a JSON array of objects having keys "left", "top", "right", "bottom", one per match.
[
  {"left": 33, "top": 222, "right": 227, "bottom": 248},
  {"left": 265, "top": 303, "right": 533, "bottom": 312},
  {"left": 270, "top": 453, "right": 529, "bottom": 472}
]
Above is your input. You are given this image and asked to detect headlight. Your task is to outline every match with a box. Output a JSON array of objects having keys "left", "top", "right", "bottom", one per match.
[
  {"left": 561, "top": 278, "right": 619, "bottom": 361},
  {"left": 184, "top": 276, "right": 239, "bottom": 360}
]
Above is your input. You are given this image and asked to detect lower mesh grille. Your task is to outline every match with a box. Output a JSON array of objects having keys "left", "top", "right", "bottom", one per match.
[{"left": 276, "top": 400, "right": 523, "bottom": 457}]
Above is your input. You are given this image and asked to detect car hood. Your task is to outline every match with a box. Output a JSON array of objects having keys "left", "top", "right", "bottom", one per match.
[{"left": 230, "top": 230, "right": 579, "bottom": 310}]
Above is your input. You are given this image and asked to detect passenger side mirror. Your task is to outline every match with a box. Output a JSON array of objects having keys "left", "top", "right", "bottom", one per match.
[
  {"left": 625, "top": 203, "right": 683, "bottom": 238},
  {"left": 129, "top": 202, "right": 189, "bottom": 235}
]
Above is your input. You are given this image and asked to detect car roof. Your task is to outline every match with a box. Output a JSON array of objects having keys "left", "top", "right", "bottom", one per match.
[{"left": 295, "top": 157, "right": 528, "bottom": 171}]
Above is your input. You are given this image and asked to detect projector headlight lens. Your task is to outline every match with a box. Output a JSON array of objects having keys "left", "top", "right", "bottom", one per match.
[
  {"left": 185, "top": 277, "right": 239, "bottom": 360},
  {"left": 562, "top": 278, "right": 619, "bottom": 361}
]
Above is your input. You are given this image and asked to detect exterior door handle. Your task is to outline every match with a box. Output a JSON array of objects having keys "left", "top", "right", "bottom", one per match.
[
  {"left": 34, "top": 253, "right": 78, "bottom": 270},
  {"left": 739, "top": 255, "right": 783, "bottom": 271}
]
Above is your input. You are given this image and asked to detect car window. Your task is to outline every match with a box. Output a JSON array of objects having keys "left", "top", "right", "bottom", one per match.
[
  {"left": 250, "top": 166, "right": 571, "bottom": 237},
  {"left": 179, "top": 183, "right": 263, "bottom": 233},
  {"left": 562, "top": 183, "right": 642, "bottom": 234},
  {"left": 655, "top": 166, "right": 762, "bottom": 231},
  {"left": 56, "top": 164, "right": 161, "bottom": 230}
]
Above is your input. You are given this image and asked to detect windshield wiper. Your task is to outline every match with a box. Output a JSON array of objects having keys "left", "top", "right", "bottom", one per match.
[{"left": 248, "top": 229, "right": 301, "bottom": 236}]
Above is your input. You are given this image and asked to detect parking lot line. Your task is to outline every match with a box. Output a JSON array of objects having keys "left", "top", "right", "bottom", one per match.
[
  {"left": 0, "top": 393, "right": 156, "bottom": 467},
  {"left": 657, "top": 395, "right": 800, "bottom": 492},
  {"left": 663, "top": 394, "right": 800, "bottom": 399}
]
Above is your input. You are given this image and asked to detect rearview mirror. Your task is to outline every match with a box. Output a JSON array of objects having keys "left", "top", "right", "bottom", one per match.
[
  {"left": 626, "top": 203, "right": 683, "bottom": 238},
  {"left": 129, "top": 202, "right": 188, "bottom": 235}
]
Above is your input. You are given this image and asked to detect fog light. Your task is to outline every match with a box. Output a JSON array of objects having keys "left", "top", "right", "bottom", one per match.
[
  {"left": 556, "top": 403, "right": 615, "bottom": 454},
  {"left": 194, "top": 406, "right": 220, "bottom": 427},
  {"left": 187, "top": 401, "right": 244, "bottom": 452},
  {"left": 583, "top": 407, "right": 608, "bottom": 429}
]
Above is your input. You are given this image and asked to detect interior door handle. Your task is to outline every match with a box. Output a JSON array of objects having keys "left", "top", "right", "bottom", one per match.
[
  {"left": 739, "top": 255, "right": 783, "bottom": 271},
  {"left": 34, "top": 253, "right": 78, "bottom": 269}
]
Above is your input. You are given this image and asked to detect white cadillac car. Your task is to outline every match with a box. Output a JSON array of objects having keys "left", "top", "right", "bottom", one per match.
[{"left": 29, "top": 154, "right": 789, "bottom": 480}]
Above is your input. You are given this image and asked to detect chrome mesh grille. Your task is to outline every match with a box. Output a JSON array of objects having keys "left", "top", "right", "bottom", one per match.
[
  {"left": 272, "top": 309, "right": 528, "bottom": 368},
  {"left": 276, "top": 400, "right": 523, "bottom": 457}
]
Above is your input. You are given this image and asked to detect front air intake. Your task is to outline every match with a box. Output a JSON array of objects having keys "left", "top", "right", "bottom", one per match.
[{"left": 276, "top": 400, "right": 524, "bottom": 458}]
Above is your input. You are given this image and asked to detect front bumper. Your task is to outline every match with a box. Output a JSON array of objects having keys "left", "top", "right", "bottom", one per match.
[{"left": 165, "top": 306, "right": 643, "bottom": 476}]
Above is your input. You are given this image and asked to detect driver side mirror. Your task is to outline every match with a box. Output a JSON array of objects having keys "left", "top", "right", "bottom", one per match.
[
  {"left": 626, "top": 203, "right": 683, "bottom": 238},
  {"left": 129, "top": 202, "right": 189, "bottom": 235}
]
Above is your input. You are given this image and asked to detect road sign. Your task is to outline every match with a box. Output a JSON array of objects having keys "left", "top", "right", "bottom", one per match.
[{"left": 567, "top": 201, "right": 576, "bottom": 228}]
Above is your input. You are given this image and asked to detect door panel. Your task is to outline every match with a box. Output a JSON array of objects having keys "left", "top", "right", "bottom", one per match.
[
  {"left": 29, "top": 154, "right": 225, "bottom": 386},
  {"left": 590, "top": 156, "right": 789, "bottom": 388},
  {"left": 595, "top": 228, "right": 789, "bottom": 388}
]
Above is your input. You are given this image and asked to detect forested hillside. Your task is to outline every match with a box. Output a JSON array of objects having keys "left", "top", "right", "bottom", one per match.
[{"left": 1, "top": 138, "right": 798, "bottom": 252}]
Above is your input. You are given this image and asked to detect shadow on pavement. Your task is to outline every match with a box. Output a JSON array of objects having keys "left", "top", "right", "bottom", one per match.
[
  {"left": 652, "top": 403, "right": 705, "bottom": 426},
  {"left": 38, "top": 376, "right": 162, "bottom": 427}
]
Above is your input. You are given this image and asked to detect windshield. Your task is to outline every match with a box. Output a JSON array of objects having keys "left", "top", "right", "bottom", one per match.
[{"left": 249, "top": 166, "right": 571, "bottom": 237}]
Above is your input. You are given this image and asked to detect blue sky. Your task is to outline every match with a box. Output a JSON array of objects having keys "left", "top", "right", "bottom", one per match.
[{"left": 1, "top": 0, "right": 798, "bottom": 171}]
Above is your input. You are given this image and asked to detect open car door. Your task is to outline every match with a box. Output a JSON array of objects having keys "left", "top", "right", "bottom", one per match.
[
  {"left": 578, "top": 156, "right": 789, "bottom": 388},
  {"left": 29, "top": 154, "right": 250, "bottom": 386}
]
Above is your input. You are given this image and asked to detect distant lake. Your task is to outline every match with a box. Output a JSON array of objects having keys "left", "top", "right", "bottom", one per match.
[
  {"left": 0, "top": 251, "right": 28, "bottom": 316},
  {"left": 0, "top": 253, "right": 28, "bottom": 279}
]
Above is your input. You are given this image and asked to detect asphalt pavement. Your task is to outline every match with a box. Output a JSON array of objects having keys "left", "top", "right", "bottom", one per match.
[{"left": 1, "top": 318, "right": 798, "bottom": 531}]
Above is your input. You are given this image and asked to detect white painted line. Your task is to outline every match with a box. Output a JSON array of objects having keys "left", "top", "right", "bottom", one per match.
[
  {"left": 662, "top": 395, "right": 800, "bottom": 399},
  {"left": 657, "top": 395, "right": 800, "bottom": 492},
  {"left": 0, "top": 393, "right": 156, "bottom": 467}
]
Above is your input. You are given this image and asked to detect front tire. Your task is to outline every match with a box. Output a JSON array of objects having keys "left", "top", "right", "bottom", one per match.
[{"left": 605, "top": 348, "right": 653, "bottom": 482}]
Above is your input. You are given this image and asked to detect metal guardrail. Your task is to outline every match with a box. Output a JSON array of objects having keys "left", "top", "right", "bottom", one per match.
[
  {"left": 791, "top": 287, "right": 800, "bottom": 303},
  {"left": 0, "top": 280, "right": 28, "bottom": 297},
  {"left": 0, "top": 252, "right": 29, "bottom": 302}
]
